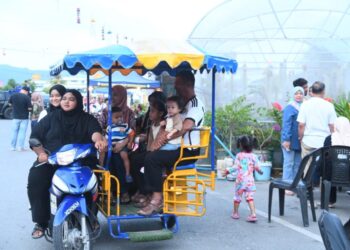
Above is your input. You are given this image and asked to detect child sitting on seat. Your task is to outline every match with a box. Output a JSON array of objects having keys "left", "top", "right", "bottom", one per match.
[
  {"left": 159, "top": 96, "right": 183, "bottom": 150},
  {"left": 226, "top": 135, "right": 263, "bottom": 222},
  {"left": 103, "top": 107, "right": 134, "bottom": 183}
]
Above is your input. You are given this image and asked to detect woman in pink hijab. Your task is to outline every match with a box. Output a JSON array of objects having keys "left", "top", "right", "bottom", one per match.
[
  {"left": 98, "top": 85, "right": 135, "bottom": 203},
  {"left": 323, "top": 116, "right": 350, "bottom": 207},
  {"left": 98, "top": 85, "right": 135, "bottom": 131}
]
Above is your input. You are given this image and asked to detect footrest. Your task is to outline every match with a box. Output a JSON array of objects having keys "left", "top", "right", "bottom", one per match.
[{"left": 128, "top": 229, "right": 173, "bottom": 242}]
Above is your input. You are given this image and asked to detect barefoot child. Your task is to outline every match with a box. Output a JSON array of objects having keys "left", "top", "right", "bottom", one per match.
[
  {"left": 159, "top": 96, "right": 183, "bottom": 150},
  {"left": 227, "top": 135, "right": 263, "bottom": 222},
  {"left": 103, "top": 107, "right": 134, "bottom": 183}
]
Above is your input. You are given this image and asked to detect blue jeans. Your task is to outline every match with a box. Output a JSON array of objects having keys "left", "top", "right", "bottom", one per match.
[
  {"left": 282, "top": 147, "right": 301, "bottom": 181},
  {"left": 160, "top": 143, "right": 180, "bottom": 151},
  {"left": 11, "top": 119, "right": 29, "bottom": 149}
]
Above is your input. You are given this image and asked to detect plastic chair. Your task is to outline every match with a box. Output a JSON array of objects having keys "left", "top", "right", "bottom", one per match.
[
  {"left": 318, "top": 210, "right": 350, "bottom": 250},
  {"left": 268, "top": 147, "right": 324, "bottom": 227},
  {"left": 321, "top": 146, "right": 350, "bottom": 211}
]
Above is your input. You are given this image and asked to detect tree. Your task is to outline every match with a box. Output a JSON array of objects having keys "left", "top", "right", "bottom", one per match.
[
  {"left": 50, "top": 75, "right": 66, "bottom": 85},
  {"left": 7, "top": 79, "right": 17, "bottom": 88},
  {"left": 23, "top": 79, "right": 37, "bottom": 92},
  {"left": 0, "top": 79, "right": 18, "bottom": 90}
]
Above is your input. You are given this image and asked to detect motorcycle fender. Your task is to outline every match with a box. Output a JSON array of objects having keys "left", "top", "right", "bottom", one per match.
[{"left": 53, "top": 195, "right": 88, "bottom": 227}]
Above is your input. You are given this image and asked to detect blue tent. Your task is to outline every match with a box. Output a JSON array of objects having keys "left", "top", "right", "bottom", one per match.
[{"left": 90, "top": 71, "right": 160, "bottom": 88}]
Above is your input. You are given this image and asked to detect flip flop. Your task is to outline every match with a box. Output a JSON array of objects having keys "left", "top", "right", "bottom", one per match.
[
  {"left": 231, "top": 212, "right": 240, "bottom": 219},
  {"left": 137, "top": 200, "right": 163, "bottom": 216},
  {"left": 246, "top": 214, "right": 257, "bottom": 222},
  {"left": 31, "top": 224, "right": 45, "bottom": 239}
]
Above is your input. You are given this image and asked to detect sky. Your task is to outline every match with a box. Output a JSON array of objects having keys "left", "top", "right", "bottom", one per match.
[{"left": 0, "top": 0, "right": 223, "bottom": 70}]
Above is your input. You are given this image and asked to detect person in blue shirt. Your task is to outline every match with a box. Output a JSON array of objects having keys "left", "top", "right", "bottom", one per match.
[{"left": 281, "top": 86, "right": 304, "bottom": 195}]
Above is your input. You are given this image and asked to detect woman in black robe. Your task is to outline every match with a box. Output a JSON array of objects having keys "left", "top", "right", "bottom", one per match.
[{"left": 28, "top": 89, "right": 107, "bottom": 239}]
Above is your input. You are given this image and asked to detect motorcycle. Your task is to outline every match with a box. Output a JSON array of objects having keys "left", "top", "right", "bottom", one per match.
[{"left": 30, "top": 139, "right": 100, "bottom": 250}]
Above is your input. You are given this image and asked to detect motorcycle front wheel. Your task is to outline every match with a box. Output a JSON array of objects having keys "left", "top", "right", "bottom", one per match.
[{"left": 53, "top": 212, "right": 92, "bottom": 250}]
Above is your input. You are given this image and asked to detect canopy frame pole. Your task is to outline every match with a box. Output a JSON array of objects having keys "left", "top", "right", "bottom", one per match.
[
  {"left": 105, "top": 69, "right": 113, "bottom": 170},
  {"left": 210, "top": 68, "right": 217, "bottom": 171},
  {"left": 86, "top": 71, "right": 90, "bottom": 113}
]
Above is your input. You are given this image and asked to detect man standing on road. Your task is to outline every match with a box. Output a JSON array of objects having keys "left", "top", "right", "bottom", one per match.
[
  {"left": 297, "top": 81, "right": 337, "bottom": 158},
  {"left": 9, "top": 86, "right": 32, "bottom": 151},
  {"left": 138, "top": 70, "right": 205, "bottom": 216}
]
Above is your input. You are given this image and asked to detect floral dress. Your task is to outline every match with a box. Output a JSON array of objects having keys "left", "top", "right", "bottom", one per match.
[{"left": 233, "top": 152, "right": 261, "bottom": 203}]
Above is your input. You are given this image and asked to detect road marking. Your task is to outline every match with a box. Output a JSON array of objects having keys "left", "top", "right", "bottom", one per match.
[
  {"left": 210, "top": 190, "right": 323, "bottom": 243},
  {"left": 255, "top": 209, "right": 322, "bottom": 243}
]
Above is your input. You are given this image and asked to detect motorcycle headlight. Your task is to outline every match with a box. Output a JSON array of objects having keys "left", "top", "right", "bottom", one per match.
[
  {"left": 56, "top": 149, "right": 76, "bottom": 166},
  {"left": 52, "top": 175, "right": 70, "bottom": 193}
]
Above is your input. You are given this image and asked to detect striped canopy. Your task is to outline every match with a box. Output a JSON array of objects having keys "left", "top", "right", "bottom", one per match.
[{"left": 50, "top": 40, "right": 238, "bottom": 76}]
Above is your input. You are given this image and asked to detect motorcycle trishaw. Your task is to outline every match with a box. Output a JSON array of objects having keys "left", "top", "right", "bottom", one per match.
[{"left": 50, "top": 40, "right": 237, "bottom": 247}]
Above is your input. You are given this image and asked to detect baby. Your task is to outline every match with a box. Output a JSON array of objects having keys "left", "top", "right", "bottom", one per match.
[{"left": 160, "top": 96, "right": 183, "bottom": 150}]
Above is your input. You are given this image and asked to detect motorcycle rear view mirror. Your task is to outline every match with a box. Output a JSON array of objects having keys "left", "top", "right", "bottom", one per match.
[{"left": 29, "top": 138, "right": 42, "bottom": 148}]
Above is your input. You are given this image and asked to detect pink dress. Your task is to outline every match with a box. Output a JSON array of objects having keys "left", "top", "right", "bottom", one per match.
[{"left": 233, "top": 152, "right": 261, "bottom": 203}]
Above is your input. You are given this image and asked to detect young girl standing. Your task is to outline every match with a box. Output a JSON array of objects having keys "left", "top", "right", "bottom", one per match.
[{"left": 227, "top": 135, "right": 263, "bottom": 222}]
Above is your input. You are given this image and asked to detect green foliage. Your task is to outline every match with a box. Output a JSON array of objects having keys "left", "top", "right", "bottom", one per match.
[
  {"left": 7, "top": 79, "right": 17, "bottom": 89},
  {"left": 0, "top": 79, "right": 18, "bottom": 90},
  {"left": 205, "top": 96, "right": 256, "bottom": 151},
  {"left": 334, "top": 97, "right": 350, "bottom": 120},
  {"left": 23, "top": 79, "right": 36, "bottom": 92},
  {"left": 50, "top": 75, "right": 66, "bottom": 85},
  {"left": 251, "top": 106, "right": 282, "bottom": 150},
  {"left": 42, "top": 86, "right": 51, "bottom": 94}
]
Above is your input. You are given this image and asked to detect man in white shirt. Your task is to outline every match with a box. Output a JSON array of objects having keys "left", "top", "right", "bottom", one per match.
[
  {"left": 297, "top": 81, "right": 337, "bottom": 158},
  {"left": 138, "top": 70, "right": 205, "bottom": 216}
]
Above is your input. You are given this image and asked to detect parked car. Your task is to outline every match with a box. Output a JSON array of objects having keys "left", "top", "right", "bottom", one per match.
[{"left": 0, "top": 90, "right": 13, "bottom": 119}]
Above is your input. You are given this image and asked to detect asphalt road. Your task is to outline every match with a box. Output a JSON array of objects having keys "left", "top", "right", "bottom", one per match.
[{"left": 1, "top": 119, "right": 343, "bottom": 250}]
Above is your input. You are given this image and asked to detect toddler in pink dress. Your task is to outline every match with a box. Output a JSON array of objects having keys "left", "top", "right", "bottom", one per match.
[{"left": 226, "top": 135, "right": 263, "bottom": 222}]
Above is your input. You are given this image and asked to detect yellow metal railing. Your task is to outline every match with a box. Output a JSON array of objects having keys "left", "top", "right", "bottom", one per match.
[
  {"left": 93, "top": 169, "right": 120, "bottom": 217},
  {"left": 163, "top": 126, "right": 215, "bottom": 216}
]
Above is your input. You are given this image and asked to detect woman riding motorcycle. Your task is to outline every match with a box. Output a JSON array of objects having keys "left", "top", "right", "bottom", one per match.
[{"left": 28, "top": 89, "right": 107, "bottom": 239}]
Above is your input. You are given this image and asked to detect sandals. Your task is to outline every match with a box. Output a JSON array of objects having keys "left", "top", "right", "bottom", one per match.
[
  {"left": 246, "top": 214, "right": 257, "bottom": 222},
  {"left": 120, "top": 193, "right": 131, "bottom": 204},
  {"left": 137, "top": 200, "right": 163, "bottom": 216},
  {"left": 231, "top": 212, "right": 240, "bottom": 219},
  {"left": 31, "top": 224, "right": 45, "bottom": 239},
  {"left": 131, "top": 192, "right": 141, "bottom": 202},
  {"left": 134, "top": 196, "right": 150, "bottom": 208},
  {"left": 328, "top": 203, "right": 336, "bottom": 208},
  {"left": 285, "top": 190, "right": 295, "bottom": 196}
]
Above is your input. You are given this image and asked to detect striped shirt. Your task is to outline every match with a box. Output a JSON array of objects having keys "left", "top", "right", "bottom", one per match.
[
  {"left": 181, "top": 96, "right": 205, "bottom": 146},
  {"left": 106, "top": 123, "right": 132, "bottom": 143}
]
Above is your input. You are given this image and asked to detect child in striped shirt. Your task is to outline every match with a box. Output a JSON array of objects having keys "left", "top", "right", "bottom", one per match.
[{"left": 106, "top": 107, "right": 134, "bottom": 183}]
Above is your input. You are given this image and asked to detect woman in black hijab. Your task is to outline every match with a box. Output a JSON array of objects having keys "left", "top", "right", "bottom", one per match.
[
  {"left": 38, "top": 84, "right": 66, "bottom": 121},
  {"left": 28, "top": 89, "right": 107, "bottom": 239}
]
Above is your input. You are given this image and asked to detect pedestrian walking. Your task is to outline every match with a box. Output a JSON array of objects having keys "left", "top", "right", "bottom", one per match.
[
  {"left": 9, "top": 86, "right": 32, "bottom": 151},
  {"left": 226, "top": 135, "right": 263, "bottom": 222}
]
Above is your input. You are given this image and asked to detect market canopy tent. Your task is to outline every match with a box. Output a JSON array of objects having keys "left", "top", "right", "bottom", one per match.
[{"left": 50, "top": 40, "right": 238, "bottom": 76}]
